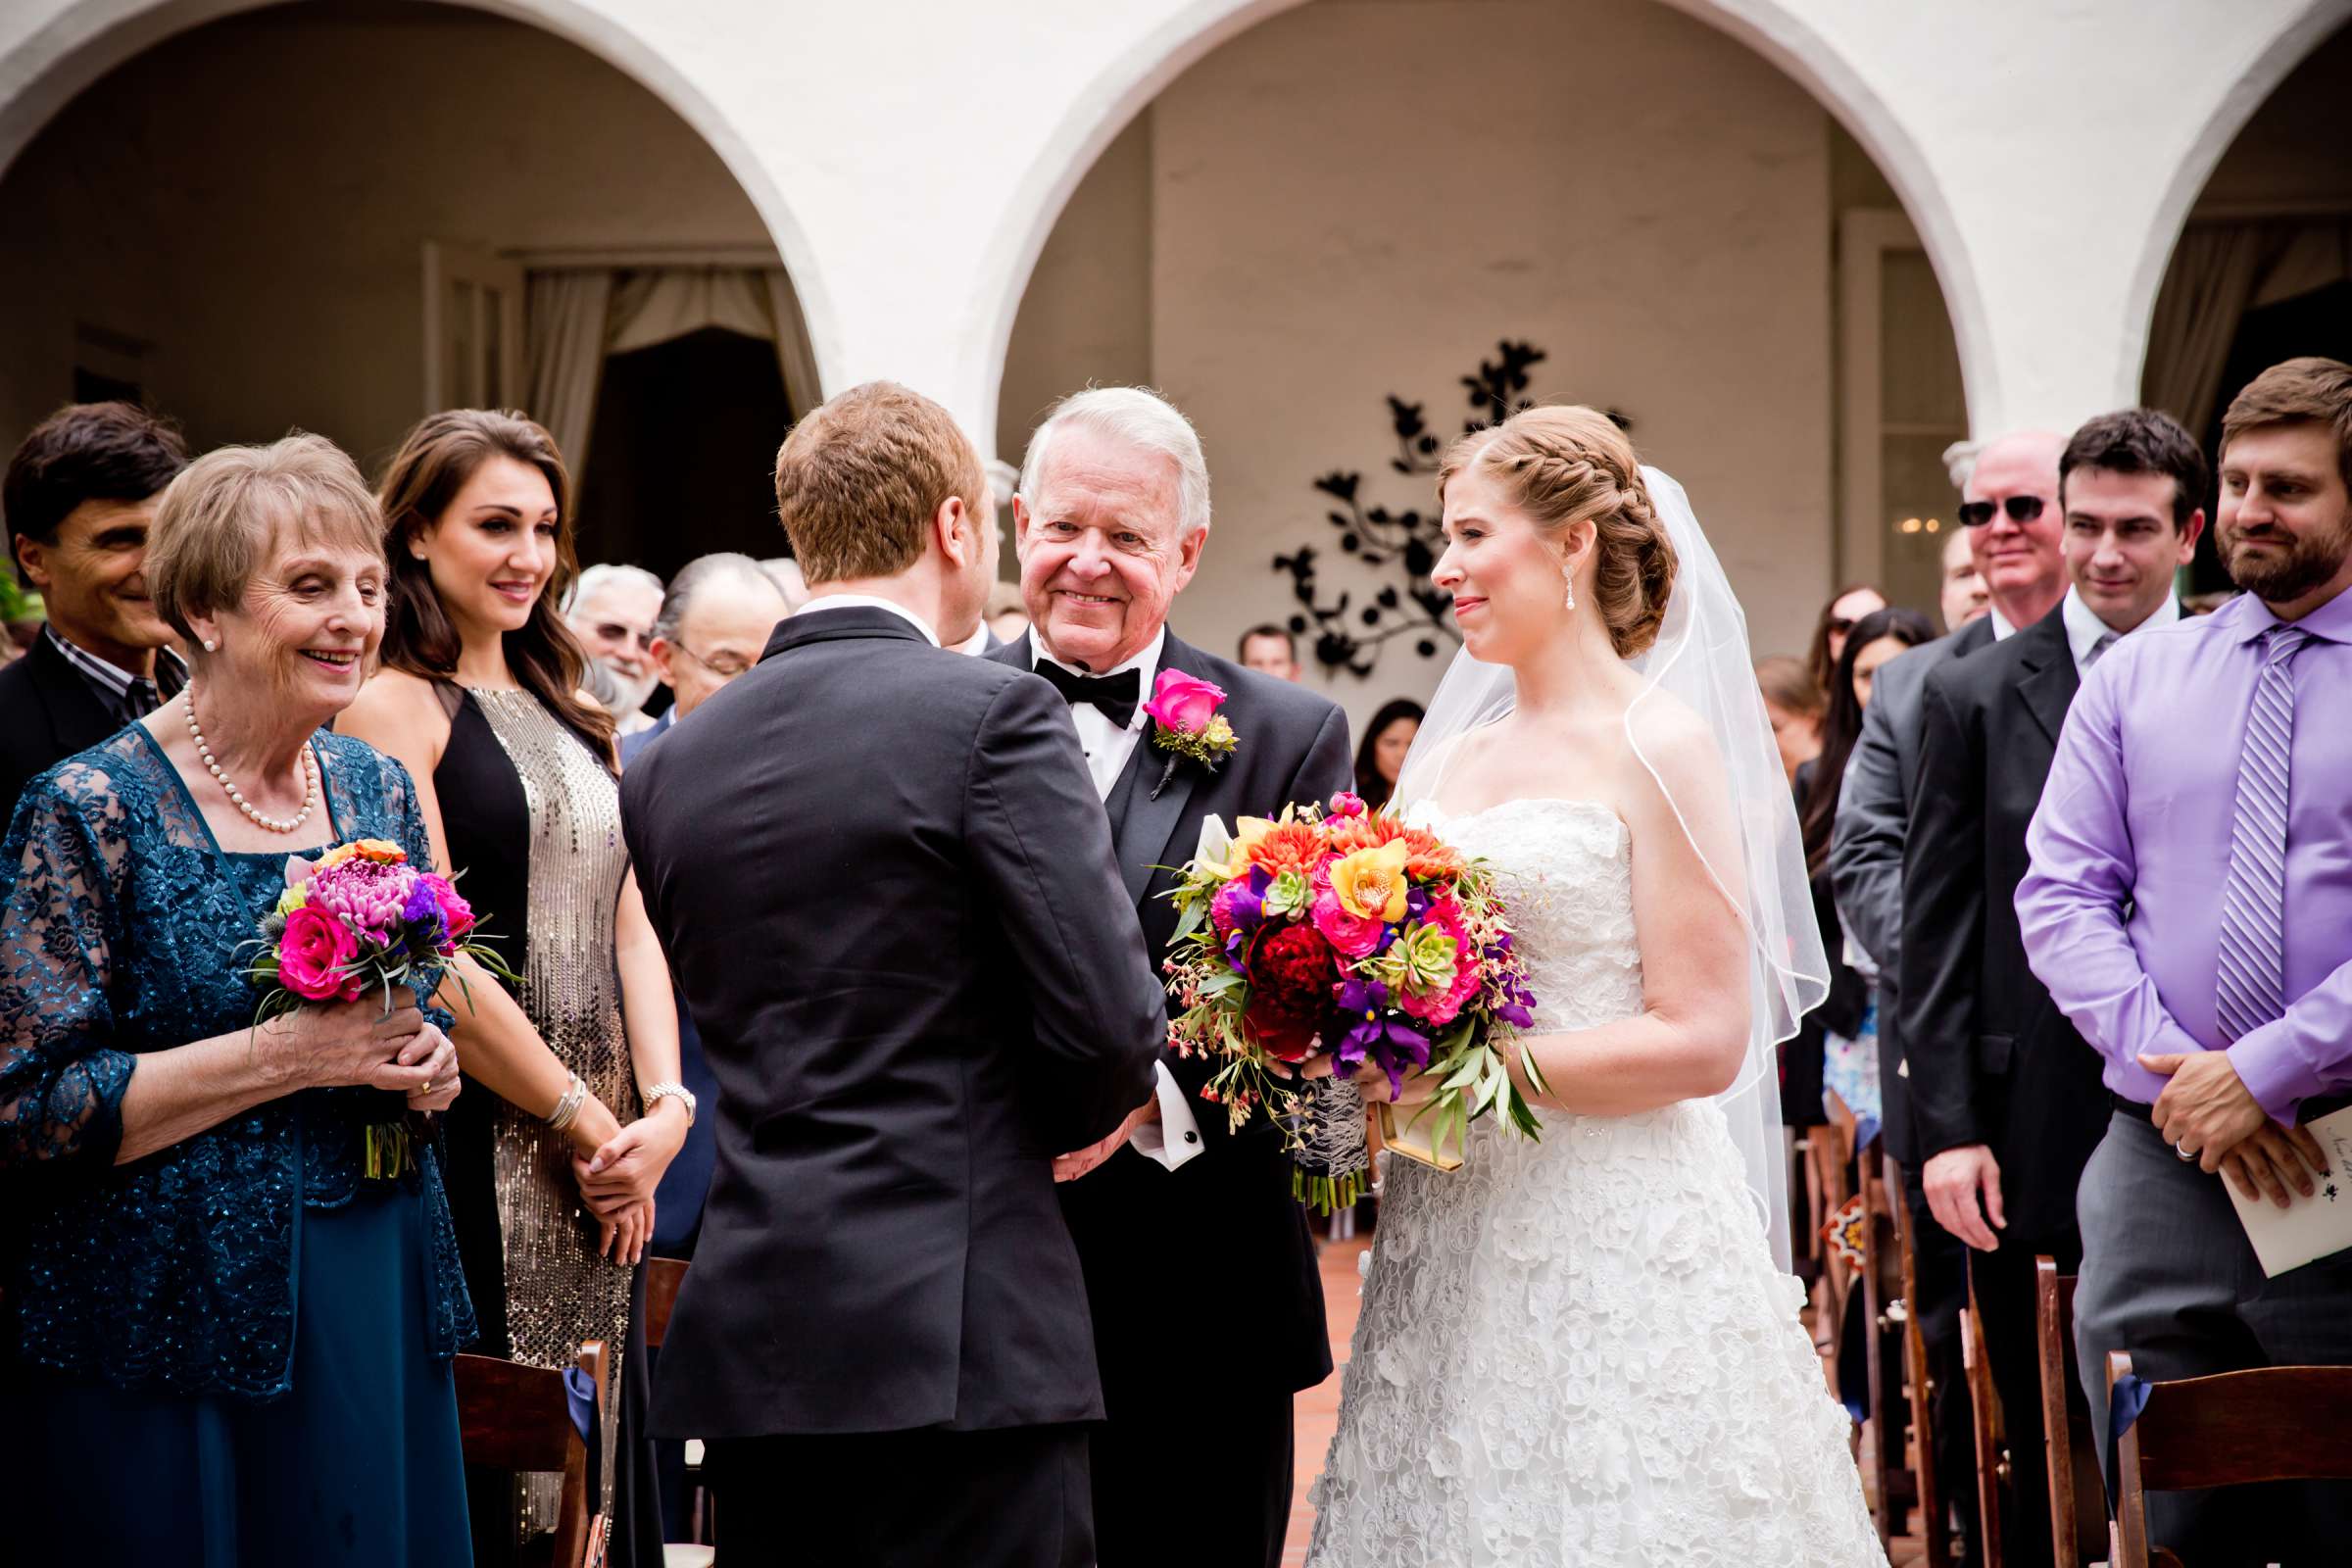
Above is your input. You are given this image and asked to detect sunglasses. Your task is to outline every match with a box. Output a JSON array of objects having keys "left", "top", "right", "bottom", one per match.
[
  {"left": 1956, "top": 495, "right": 2046, "bottom": 529},
  {"left": 594, "top": 621, "right": 655, "bottom": 652}
]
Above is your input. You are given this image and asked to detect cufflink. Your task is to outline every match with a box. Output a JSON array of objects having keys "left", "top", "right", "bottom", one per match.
[{"left": 1184, "top": 1130, "right": 1199, "bottom": 1145}]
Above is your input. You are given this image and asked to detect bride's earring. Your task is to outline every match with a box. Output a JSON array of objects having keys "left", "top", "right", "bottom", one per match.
[{"left": 1561, "top": 567, "right": 1577, "bottom": 612}]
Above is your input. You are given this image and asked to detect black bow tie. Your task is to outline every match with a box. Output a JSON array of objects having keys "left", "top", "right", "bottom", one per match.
[{"left": 1034, "top": 661, "right": 1141, "bottom": 726}]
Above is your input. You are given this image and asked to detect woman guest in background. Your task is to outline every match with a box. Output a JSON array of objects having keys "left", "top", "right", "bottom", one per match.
[
  {"left": 1755, "top": 654, "right": 1824, "bottom": 787},
  {"left": 1791, "top": 606, "right": 1935, "bottom": 1142},
  {"left": 0, "top": 436, "right": 472, "bottom": 1564},
  {"left": 338, "top": 410, "right": 682, "bottom": 1568},
  {"left": 1354, "top": 697, "right": 1423, "bottom": 811},
  {"left": 1804, "top": 582, "right": 1887, "bottom": 696}
]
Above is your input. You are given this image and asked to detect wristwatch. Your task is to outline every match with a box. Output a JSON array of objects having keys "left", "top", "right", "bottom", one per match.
[{"left": 643, "top": 1080, "right": 698, "bottom": 1124}]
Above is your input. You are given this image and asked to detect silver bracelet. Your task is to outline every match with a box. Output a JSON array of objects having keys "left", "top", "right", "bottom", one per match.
[
  {"left": 642, "top": 1080, "right": 697, "bottom": 1125},
  {"left": 546, "top": 1072, "right": 588, "bottom": 1134}
]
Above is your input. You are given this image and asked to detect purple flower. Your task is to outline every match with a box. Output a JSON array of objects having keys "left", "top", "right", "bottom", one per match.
[{"left": 1330, "top": 977, "right": 1432, "bottom": 1099}]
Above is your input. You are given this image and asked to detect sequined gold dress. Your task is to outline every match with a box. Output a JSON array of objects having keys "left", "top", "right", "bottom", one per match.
[{"left": 433, "top": 684, "right": 658, "bottom": 1567}]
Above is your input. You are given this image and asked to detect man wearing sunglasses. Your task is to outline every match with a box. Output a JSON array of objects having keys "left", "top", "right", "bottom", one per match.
[
  {"left": 1830, "top": 426, "right": 2067, "bottom": 1558},
  {"left": 568, "top": 560, "right": 666, "bottom": 735}
]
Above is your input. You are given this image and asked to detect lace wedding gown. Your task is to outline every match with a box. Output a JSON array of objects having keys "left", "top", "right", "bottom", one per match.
[{"left": 1306, "top": 798, "right": 1886, "bottom": 1567}]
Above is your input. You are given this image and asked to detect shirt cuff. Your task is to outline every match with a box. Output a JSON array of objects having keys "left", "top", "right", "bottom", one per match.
[
  {"left": 1125, "top": 1060, "right": 1205, "bottom": 1172},
  {"left": 2227, "top": 1023, "right": 2318, "bottom": 1126}
]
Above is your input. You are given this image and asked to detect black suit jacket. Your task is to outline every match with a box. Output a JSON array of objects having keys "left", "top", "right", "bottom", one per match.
[
  {"left": 1899, "top": 606, "right": 2107, "bottom": 1243},
  {"left": 622, "top": 607, "right": 1166, "bottom": 1438},
  {"left": 988, "top": 628, "right": 1351, "bottom": 1398},
  {"left": 0, "top": 634, "right": 129, "bottom": 829},
  {"left": 1832, "top": 611, "right": 1997, "bottom": 1166}
]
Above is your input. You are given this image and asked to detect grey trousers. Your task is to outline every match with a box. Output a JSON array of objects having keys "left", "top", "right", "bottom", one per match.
[{"left": 2075, "top": 1108, "right": 2352, "bottom": 1567}]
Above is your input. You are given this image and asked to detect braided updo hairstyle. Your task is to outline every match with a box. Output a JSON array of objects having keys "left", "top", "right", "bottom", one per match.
[{"left": 1436, "top": 405, "right": 1678, "bottom": 658}]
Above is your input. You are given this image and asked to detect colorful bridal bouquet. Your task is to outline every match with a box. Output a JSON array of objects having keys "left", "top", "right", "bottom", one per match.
[
  {"left": 244, "top": 838, "right": 516, "bottom": 1176},
  {"left": 1162, "top": 792, "right": 1544, "bottom": 1210}
]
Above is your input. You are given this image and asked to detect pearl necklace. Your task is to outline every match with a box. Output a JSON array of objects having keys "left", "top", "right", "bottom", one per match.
[{"left": 181, "top": 688, "right": 318, "bottom": 834}]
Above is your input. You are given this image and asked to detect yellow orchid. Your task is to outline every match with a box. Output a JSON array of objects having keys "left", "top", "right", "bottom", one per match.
[
  {"left": 1331, "top": 839, "right": 1410, "bottom": 921},
  {"left": 317, "top": 838, "right": 407, "bottom": 872}
]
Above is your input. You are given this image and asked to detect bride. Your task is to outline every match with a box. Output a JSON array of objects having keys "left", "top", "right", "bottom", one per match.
[{"left": 1304, "top": 406, "right": 1886, "bottom": 1566}]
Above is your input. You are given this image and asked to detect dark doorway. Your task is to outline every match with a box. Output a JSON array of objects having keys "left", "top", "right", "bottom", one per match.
[
  {"left": 2189, "top": 279, "right": 2352, "bottom": 595},
  {"left": 575, "top": 326, "right": 795, "bottom": 578}
]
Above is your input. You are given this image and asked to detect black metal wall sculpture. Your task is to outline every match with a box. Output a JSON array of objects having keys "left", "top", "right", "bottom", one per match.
[{"left": 1273, "top": 340, "right": 1575, "bottom": 679}]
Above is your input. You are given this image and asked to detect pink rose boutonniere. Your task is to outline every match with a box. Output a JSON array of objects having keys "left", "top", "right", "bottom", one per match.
[{"left": 1143, "top": 668, "right": 1239, "bottom": 799}]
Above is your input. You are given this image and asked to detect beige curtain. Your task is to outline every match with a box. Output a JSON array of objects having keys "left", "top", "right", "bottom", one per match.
[
  {"left": 2143, "top": 220, "right": 2352, "bottom": 438},
  {"left": 524, "top": 270, "right": 614, "bottom": 480},
  {"left": 761, "top": 268, "right": 824, "bottom": 416},
  {"left": 525, "top": 265, "right": 823, "bottom": 492}
]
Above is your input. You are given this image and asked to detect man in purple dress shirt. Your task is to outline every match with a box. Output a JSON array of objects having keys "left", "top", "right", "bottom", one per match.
[{"left": 2019, "top": 358, "right": 2352, "bottom": 1565}]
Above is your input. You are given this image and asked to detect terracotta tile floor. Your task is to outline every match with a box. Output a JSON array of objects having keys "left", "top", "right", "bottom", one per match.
[{"left": 1284, "top": 1233, "right": 1935, "bottom": 1564}]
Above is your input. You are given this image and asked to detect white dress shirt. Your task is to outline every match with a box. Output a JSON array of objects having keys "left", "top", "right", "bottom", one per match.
[
  {"left": 1987, "top": 601, "right": 2018, "bottom": 641},
  {"left": 2058, "top": 583, "right": 2180, "bottom": 677},
  {"left": 794, "top": 593, "right": 941, "bottom": 646},
  {"left": 949, "top": 622, "right": 993, "bottom": 658},
  {"left": 1033, "top": 625, "right": 1164, "bottom": 800},
  {"left": 1030, "top": 626, "right": 1202, "bottom": 1171}
]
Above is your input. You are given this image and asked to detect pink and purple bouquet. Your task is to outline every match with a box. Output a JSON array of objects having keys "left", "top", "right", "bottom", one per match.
[
  {"left": 1162, "top": 793, "right": 1544, "bottom": 1210},
  {"left": 243, "top": 838, "right": 516, "bottom": 1176}
]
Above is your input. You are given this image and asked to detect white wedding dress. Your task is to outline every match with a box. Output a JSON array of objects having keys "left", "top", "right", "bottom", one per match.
[{"left": 1305, "top": 797, "right": 1886, "bottom": 1568}]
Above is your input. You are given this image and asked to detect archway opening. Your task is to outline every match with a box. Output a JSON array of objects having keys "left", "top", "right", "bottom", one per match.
[
  {"left": 998, "top": 0, "right": 1967, "bottom": 717},
  {"left": 0, "top": 0, "right": 815, "bottom": 580},
  {"left": 2139, "top": 19, "right": 2352, "bottom": 598}
]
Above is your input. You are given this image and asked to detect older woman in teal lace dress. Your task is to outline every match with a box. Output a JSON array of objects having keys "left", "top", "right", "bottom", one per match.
[{"left": 0, "top": 435, "right": 475, "bottom": 1565}]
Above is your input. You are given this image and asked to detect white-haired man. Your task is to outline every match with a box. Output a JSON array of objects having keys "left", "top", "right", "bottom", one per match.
[
  {"left": 989, "top": 387, "right": 1350, "bottom": 1568},
  {"left": 566, "top": 561, "right": 664, "bottom": 734}
]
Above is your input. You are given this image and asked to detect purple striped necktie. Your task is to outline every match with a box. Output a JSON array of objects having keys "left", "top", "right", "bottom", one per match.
[{"left": 2216, "top": 624, "right": 2314, "bottom": 1042}]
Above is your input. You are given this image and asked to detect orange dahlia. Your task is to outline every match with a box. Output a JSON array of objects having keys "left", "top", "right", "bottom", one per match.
[{"left": 1247, "top": 819, "right": 1326, "bottom": 878}]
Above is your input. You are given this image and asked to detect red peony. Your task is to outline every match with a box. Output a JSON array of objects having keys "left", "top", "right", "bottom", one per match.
[{"left": 1243, "top": 920, "right": 1337, "bottom": 1061}]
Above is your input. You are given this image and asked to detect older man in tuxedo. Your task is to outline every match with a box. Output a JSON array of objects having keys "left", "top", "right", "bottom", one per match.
[
  {"left": 1903, "top": 410, "right": 2203, "bottom": 1567},
  {"left": 1831, "top": 426, "right": 2067, "bottom": 1556},
  {"left": 625, "top": 382, "right": 1166, "bottom": 1566},
  {"left": 990, "top": 387, "right": 1350, "bottom": 1568}
]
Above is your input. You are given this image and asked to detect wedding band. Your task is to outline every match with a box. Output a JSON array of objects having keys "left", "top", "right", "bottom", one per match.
[{"left": 2176, "top": 1144, "right": 2197, "bottom": 1161}]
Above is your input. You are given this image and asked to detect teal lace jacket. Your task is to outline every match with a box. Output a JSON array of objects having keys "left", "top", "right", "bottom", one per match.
[{"left": 0, "top": 726, "right": 476, "bottom": 1399}]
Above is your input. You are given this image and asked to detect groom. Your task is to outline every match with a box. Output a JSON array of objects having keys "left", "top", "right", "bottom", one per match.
[
  {"left": 623, "top": 381, "right": 1168, "bottom": 1565},
  {"left": 990, "top": 387, "right": 1352, "bottom": 1568}
]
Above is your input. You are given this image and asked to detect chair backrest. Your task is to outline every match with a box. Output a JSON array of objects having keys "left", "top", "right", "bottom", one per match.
[
  {"left": 2034, "top": 1258, "right": 2108, "bottom": 1568},
  {"left": 456, "top": 1340, "right": 609, "bottom": 1568},
  {"left": 646, "top": 1256, "right": 688, "bottom": 1350},
  {"left": 1962, "top": 1288, "right": 2006, "bottom": 1568},
  {"left": 1887, "top": 1155, "right": 1951, "bottom": 1568},
  {"left": 2109, "top": 1351, "right": 2352, "bottom": 1568}
]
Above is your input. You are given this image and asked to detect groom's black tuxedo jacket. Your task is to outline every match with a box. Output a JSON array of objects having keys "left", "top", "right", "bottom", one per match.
[
  {"left": 989, "top": 627, "right": 1352, "bottom": 1399},
  {"left": 622, "top": 607, "right": 1166, "bottom": 1439},
  {"left": 1900, "top": 605, "right": 2106, "bottom": 1245}
]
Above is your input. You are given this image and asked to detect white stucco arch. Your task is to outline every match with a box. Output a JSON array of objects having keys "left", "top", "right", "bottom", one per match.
[
  {"left": 975, "top": 0, "right": 1988, "bottom": 450},
  {"left": 0, "top": 0, "right": 844, "bottom": 394},
  {"left": 2121, "top": 0, "right": 2352, "bottom": 401}
]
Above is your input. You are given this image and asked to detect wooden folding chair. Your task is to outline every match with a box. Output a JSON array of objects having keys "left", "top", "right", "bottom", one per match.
[
  {"left": 643, "top": 1257, "right": 716, "bottom": 1565},
  {"left": 1867, "top": 1152, "right": 1946, "bottom": 1566},
  {"left": 1887, "top": 1157, "right": 1952, "bottom": 1568},
  {"left": 2108, "top": 1352, "right": 2352, "bottom": 1568},
  {"left": 1962, "top": 1281, "right": 2006, "bottom": 1568},
  {"left": 2033, "top": 1258, "right": 2109, "bottom": 1568},
  {"left": 1810, "top": 1091, "right": 1859, "bottom": 1380},
  {"left": 455, "top": 1340, "right": 608, "bottom": 1568}
]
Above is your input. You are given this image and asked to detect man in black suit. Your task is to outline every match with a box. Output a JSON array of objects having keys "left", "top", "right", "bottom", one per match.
[
  {"left": 623, "top": 382, "right": 1166, "bottom": 1567},
  {"left": 1902, "top": 410, "right": 2204, "bottom": 1568},
  {"left": 1833, "top": 427, "right": 2066, "bottom": 1561},
  {"left": 0, "top": 402, "right": 189, "bottom": 822},
  {"left": 990, "top": 387, "right": 1350, "bottom": 1568}
]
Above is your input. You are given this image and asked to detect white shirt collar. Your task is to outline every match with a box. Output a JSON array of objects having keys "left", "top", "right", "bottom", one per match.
[
  {"left": 2060, "top": 583, "right": 2180, "bottom": 669},
  {"left": 1033, "top": 624, "right": 1165, "bottom": 695},
  {"left": 949, "top": 622, "right": 993, "bottom": 658},
  {"left": 1988, "top": 601, "right": 2018, "bottom": 641},
  {"left": 795, "top": 593, "right": 940, "bottom": 647}
]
